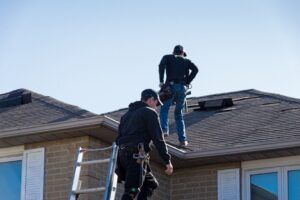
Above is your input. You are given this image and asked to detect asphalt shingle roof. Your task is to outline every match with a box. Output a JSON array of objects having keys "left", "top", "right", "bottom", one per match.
[
  {"left": 0, "top": 89, "right": 96, "bottom": 132},
  {"left": 105, "top": 89, "right": 300, "bottom": 154}
]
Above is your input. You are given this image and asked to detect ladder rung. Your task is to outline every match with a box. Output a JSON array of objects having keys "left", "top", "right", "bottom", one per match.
[
  {"left": 83, "top": 146, "right": 112, "bottom": 152},
  {"left": 78, "top": 158, "right": 110, "bottom": 166},
  {"left": 74, "top": 187, "right": 106, "bottom": 194}
]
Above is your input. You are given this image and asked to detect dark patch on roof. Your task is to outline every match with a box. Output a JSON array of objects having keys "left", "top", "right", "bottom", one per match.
[
  {"left": 0, "top": 89, "right": 96, "bottom": 131},
  {"left": 0, "top": 89, "right": 32, "bottom": 108},
  {"left": 194, "top": 98, "right": 233, "bottom": 111}
]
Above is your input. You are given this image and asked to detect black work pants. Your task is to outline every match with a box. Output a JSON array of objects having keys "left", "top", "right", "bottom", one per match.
[{"left": 117, "top": 148, "right": 158, "bottom": 200}]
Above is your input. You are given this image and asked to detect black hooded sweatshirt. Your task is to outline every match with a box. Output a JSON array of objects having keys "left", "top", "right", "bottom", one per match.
[{"left": 116, "top": 101, "right": 171, "bottom": 165}]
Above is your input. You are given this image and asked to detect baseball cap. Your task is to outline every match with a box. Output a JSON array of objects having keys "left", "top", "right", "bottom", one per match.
[
  {"left": 173, "top": 45, "right": 187, "bottom": 57},
  {"left": 141, "top": 89, "right": 163, "bottom": 106}
]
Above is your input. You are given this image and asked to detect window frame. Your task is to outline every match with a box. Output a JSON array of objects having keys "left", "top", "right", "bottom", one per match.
[
  {"left": 244, "top": 167, "right": 282, "bottom": 200},
  {"left": 283, "top": 166, "right": 300, "bottom": 200},
  {"left": 0, "top": 146, "right": 24, "bottom": 158},
  {"left": 242, "top": 155, "right": 300, "bottom": 200},
  {"left": 0, "top": 155, "right": 23, "bottom": 162}
]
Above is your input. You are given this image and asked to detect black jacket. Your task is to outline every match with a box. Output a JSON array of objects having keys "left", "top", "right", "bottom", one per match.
[
  {"left": 159, "top": 54, "right": 198, "bottom": 84},
  {"left": 116, "top": 101, "right": 171, "bottom": 165}
]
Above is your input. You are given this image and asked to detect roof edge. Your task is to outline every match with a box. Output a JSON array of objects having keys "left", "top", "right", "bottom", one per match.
[
  {"left": 0, "top": 116, "right": 109, "bottom": 138},
  {"left": 98, "top": 115, "right": 300, "bottom": 160},
  {"left": 179, "top": 140, "right": 300, "bottom": 159}
]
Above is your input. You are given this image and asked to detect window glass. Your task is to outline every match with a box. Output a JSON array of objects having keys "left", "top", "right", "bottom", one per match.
[
  {"left": 0, "top": 160, "right": 22, "bottom": 200},
  {"left": 288, "top": 170, "right": 300, "bottom": 200},
  {"left": 250, "top": 172, "right": 278, "bottom": 200}
]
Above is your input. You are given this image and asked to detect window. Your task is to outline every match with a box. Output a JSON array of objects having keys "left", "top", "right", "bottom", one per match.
[
  {"left": 243, "top": 155, "right": 300, "bottom": 200},
  {"left": 284, "top": 166, "right": 300, "bottom": 200},
  {"left": 0, "top": 157, "right": 22, "bottom": 200},
  {"left": 249, "top": 170, "right": 280, "bottom": 200},
  {"left": 0, "top": 146, "right": 44, "bottom": 200},
  {"left": 0, "top": 146, "right": 24, "bottom": 200}
]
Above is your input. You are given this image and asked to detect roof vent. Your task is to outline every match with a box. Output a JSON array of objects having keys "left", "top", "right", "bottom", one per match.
[
  {"left": 194, "top": 98, "right": 233, "bottom": 111},
  {"left": 0, "top": 91, "right": 32, "bottom": 109}
]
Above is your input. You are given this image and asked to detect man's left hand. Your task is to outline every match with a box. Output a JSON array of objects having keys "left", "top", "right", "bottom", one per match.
[{"left": 165, "top": 163, "right": 173, "bottom": 175}]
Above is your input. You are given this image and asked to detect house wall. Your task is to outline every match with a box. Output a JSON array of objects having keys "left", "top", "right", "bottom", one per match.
[
  {"left": 25, "top": 136, "right": 112, "bottom": 200},
  {"left": 25, "top": 136, "right": 241, "bottom": 200},
  {"left": 170, "top": 162, "right": 241, "bottom": 200},
  {"left": 26, "top": 136, "right": 89, "bottom": 200}
]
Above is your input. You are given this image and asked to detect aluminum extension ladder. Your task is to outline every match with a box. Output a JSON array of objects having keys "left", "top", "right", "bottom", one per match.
[{"left": 69, "top": 142, "right": 119, "bottom": 200}]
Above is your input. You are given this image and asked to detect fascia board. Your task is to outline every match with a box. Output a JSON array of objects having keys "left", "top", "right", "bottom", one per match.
[
  {"left": 0, "top": 116, "right": 108, "bottom": 138},
  {"left": 179, "top": 140, "right": 300, "bottom": 159}
]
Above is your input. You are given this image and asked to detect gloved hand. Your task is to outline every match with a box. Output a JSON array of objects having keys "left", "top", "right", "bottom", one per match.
[{"left": 159, "top": 82, "right": 164, "bottom": 88}]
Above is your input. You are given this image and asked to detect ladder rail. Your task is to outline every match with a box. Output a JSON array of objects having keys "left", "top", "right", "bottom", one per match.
[
  {"left": 103, "top": 142, "right": 119, "bottom": 200},
  {"left": 69, "top": 147, "right": 84, "bottom": 200},
  {"left": 68, "top": 143, "right": 119, "bottom": 200}
]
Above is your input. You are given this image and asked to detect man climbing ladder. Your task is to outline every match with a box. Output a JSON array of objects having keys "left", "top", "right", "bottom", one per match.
[{"left": 115, "top": 89, "right": 173, "bottom": 200}]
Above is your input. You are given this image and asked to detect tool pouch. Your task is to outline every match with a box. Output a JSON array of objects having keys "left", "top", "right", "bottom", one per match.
[{"left": 159, "top": 84, "right": 173, "bottom": 102}]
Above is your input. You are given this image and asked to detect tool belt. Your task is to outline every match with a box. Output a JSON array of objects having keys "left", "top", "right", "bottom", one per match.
[
  {"left": 119, "top": 144, "right": 139, "bottom": 153},
  {"left": 119, "top": 143, "right": 149, "bottom": 163},
  {"left": 133, "top": 143, "right": 149, "bottom": 164},
  {"left": 168, "top": 80, "right": 184, "bottom": 85}
]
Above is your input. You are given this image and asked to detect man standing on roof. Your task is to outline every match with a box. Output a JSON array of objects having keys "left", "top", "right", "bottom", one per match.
[
  {"left": 159, "top": 45, "right": 198, "bottom": 147},
  {"left": 115, "top": 89, "right": 173, "bottom": 200}
]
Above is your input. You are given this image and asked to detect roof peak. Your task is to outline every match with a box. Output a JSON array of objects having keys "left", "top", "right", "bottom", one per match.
[{"left": 0, "top": 88, "right": 32, "bottom": 96}]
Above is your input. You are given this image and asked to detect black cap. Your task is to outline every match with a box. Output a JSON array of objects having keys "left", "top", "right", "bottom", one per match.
[
  {"left": 141, "top": 89, "right": 163, "bottom": 106},
  {"left": 173, "top": 45, "right": 187, "bottom": 57}
]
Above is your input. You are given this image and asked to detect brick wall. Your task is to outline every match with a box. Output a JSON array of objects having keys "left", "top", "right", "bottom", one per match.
[
  {"left": 25, "top": 136, "right": 112, "bottom": 200},
  {"left": 26, "top": 136, "right": 90, "bottom": 200},
  {"left": 170, "top": 162, "right": 241, "bottom": 200},
  {"left": 25, "top": 136, "right": 240, "bottom": 200}
]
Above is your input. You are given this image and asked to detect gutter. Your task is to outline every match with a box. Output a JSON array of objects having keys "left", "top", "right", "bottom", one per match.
[
  {"left": 0, "top": 115, "right": 112, "bottom": 138},
  {"left": 166, "top": 140, "right": 300, "bottom": 160}
]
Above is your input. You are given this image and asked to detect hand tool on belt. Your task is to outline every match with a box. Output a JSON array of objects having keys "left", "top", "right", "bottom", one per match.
[{"left": 133, "top": 143, "right": 149, "bottom": 164}]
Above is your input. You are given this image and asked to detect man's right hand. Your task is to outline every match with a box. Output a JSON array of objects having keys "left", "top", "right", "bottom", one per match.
[{"left": 165, "top": 163, "right": 173, "bottom": 175}]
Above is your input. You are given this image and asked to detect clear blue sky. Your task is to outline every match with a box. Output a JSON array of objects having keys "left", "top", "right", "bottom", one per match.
[{"left": 1, "top": 0, "right": 299, "bottom": 114}]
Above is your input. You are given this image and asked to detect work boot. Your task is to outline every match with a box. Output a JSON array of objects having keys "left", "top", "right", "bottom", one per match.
[
  {"left": 162, "top": 130, "right": 169, "bottom": 137},
  {"left": 179, "top": 140, "right": 188, "bottom": 147}
]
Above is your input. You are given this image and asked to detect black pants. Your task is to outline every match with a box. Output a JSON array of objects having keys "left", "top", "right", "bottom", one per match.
[{"left": 116, "top": 148, "right": 159, "bottom": 200}]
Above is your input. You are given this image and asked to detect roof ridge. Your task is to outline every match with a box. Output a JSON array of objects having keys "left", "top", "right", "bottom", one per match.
[
  {"left": 0, "top": 88, "right": 31, "bottom": 96},
  {"left": 187, "top": 88, "right": 257, "bottom": 100},
  {"left": 187, "top": 89, "right": 300, "bottom": 105},
  {"left": 0, "top": 88, "right": 45, "bottom": 100},
  {"left": 249, "top": 90, "right": 300, "bottom": 105},
  {"left": 101, "top": 107, "right": 128, "bottom": 116},
  {"left": 35, "top": 96, "right": 96, "bottom": 117},
  {"left": 0, "top": 88, "right": 96, "bottom": 117}
]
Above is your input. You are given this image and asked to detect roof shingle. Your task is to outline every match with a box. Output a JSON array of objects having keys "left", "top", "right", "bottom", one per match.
[
  {"left": 0, "top": 89, "right": 96, "bottom": 132},
  {"left": 105, "top": 89, "right": 300, "bottom": 155}
]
